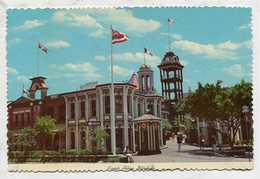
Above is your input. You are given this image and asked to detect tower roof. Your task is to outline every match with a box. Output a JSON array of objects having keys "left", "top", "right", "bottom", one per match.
[
  {"left": 158, "top": 52, "right": 184, "bottom": 68},
  {"left": 139, "top": 64, "right": 151, "bottom": 70},
  {"left": 128, "top": 72, "right": 139, "bottom": 89}
]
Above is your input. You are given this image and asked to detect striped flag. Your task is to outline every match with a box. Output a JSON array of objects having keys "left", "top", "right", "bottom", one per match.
[
  {"left": 38, "top": 42, "right": 48, "bottom": 54},
  {"left": 23, "top": 87, "right": 29, "bottom": 97},
  {"left": 144, "top": 48, "right": 153, "bottom": 56},
  {"left": 168, "top": 18, "right": 173, "bottom": 25},
  {"left": 112, "top": 28, "right": 129, "bottom": 44}
]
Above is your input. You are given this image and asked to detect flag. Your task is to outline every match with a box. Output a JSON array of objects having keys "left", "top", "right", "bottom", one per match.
[
  {"left": 112, "top": 28, "right": 129, "bottom": 44},
  {"left": 38, "top": 42, "right": 48, "bottom": 53},
  {"left": 144, "top": 48, "right": 153, "bottom": 56},
  {"left": 168, "top": 18, "right": 173, "bottom": 25},
  {"left": 23, "top": 88, "right": 29, "bottom": 97},
  {"left": 38, "top": 43, "right": 44, "bottom": 49},
  {"left": 42, "top": 48, "right": 48, "bottom": 54}
]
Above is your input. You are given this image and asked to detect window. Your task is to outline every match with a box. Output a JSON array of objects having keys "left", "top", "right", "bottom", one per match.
[
  {"left": 26, "top": 113, "right": 30, "bottom": 125},
  {"left": 58, "top": 105, "right": 65, "bottom": 122},
  {"left": 15, "top": 114, "right": 18, "bottom": 127},
  {"left": 70, "top": 132, "right": 75, "bottom": 149},
  {"left": 80, "top": 131, "right": 86, "bottom": 149},
  {"left": 47, "top": 107, "right": 54, "bottom": 118},
  {"left": 21, "top": 113, "right": 24, "bottom": 126},
  {"left": 147, "top": 104, "right": 154, "bottom": 115},
  {"left": 138, "top": 103, "right": 141, "bottom": 116},
  {"left": 105, "top": 96, "right": 110, "bottom": 114},
  {"left": 81, "top": 101, "right": 85, "bottom": 118},
  {"left": 127, "top": 96, "right": 130, "bottom": 114},
  {"left": 115, "top": 96, "right": 123, "bottom": 113},
  {"left": 70, "top": 103, "right": 75, "bottom": 119},
  {"left": 91, "top": 100, "right": 96, "bottom": 117}
]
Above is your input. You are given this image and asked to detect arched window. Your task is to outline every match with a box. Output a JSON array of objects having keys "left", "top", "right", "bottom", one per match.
[
  {"left": 70, "top": 103, "right": 75, "bottom": 119},
  {"left": 115, "top": 96, "right": 123, "bottom": 113},
  {"left": 105, "top": 96, "right": 110, "bottom": 114}
]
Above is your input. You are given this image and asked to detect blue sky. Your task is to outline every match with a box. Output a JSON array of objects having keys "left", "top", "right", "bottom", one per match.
[{"left": 7, "top": 7, "right": 252, "bottom": 101}]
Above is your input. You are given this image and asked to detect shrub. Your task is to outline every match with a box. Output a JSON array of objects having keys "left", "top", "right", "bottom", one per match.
[
  {"left": 66, "top": 150, "right": 77, "bottom": 155},
  {"left": 9, "top": 151, "right": 25, "bottom": 158},
  {"left": 104, "top": 156, "right": 120, "bottom": 163},
  {"left": 30, "top": 151, "right": 43, "bottom": 158},
  {"left": 26, "top": 158, "right": 42, "bottom": 162},
  {"left": 98, "top": 147, "right": 108, "bottom": 155}
]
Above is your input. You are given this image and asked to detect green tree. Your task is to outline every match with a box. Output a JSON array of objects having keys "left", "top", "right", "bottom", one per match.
[
  {"left": 89, "top": 128, "right": 109, "bottom": 161},
  {"left": 162, "top": 119, "right": 173, "bottom": 130},
  {"left": 185, "top": 79, "right": 253, "bottom": 148},
  {"left": 15, "top": 127, "right": 37, "bottom": 152},
  {"left": 34, "top": 115, "right": 56, "bottom": 163}
]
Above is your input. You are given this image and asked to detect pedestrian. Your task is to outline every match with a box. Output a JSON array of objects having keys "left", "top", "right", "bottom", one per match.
[
  {"left": 123, "top": 146, "right": 134, "bottom": 163},
  {"left": 199, "top": 134, "right": 205, "bottom": 150},
  {"left": 177, "top": 132, "right": 183, "bottom": 152},
  {"left": 172, "top": 132, "right": 175, "bottom": 142},
  {"left": 212, "top": 135, "right": 217, "bottom": 152}
]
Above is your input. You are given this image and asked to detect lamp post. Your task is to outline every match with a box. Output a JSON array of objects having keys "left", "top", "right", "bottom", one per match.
[{"left": 242, "top": 105, "right": 250, "bottom": 162}]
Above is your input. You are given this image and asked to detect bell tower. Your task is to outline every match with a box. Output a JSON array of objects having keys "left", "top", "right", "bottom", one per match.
[
  {"left": 28, "top": 76, "right": 49, "bottom": 99},
  {"left": 137, "top": 64, "right": 154, "bottom": 93},
  {"left": 157, "top": 52, "right": 184, "bottom": 121}
]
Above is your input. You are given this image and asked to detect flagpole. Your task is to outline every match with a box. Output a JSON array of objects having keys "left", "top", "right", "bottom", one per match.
[
  {"left": 37, "top": 41, "right": 40, "bottom": 76},
  {"left": 22, "top": 83, "right": 24, "bottom": 97},
  {"left": 110, "top": 25, "right": 116, "bottom": 156},
  {"left": 167, "top": 20, "right": 171, "bottom": 52},
  {"left": 144, "top": 47, "right": 146, "bottom": 64}
]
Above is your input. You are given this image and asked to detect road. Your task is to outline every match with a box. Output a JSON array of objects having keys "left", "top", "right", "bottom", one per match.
[{"left": 132, "top": 139, "right": 251, "bottom": 163}]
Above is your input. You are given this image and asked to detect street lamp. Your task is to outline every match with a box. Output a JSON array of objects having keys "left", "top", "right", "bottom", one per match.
[{"left": 242, "top": 105, "right": 250, "bottom": 162}]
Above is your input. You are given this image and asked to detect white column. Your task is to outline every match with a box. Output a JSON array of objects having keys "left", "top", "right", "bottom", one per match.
[
  {"left": 131, "top": 90, "right": 135, "bottom": 152},
  {"left": 144, "top": 98, "right": 147, "bottom": 114},
  {"left": 75, "top": 96, "right": 79, "bottom": 151},
  {"left": 202, "top": 118, "right": 208, "bottom": 145},
  {"left": 65, "top": 97, "right": 69, "bottom": 151},
  {"left": 139, "top": 125, "right": 141, "bottom": 151},
  {"left": 96, "top": 92, "right": 99, "bottom": 120},
  {"left": 144, "top": 75, "right": 147, "bottom": 91},
  {"left": 149, "top": 75, "right": 153, "bottom": 92},
  {"left": 135, "top": 97, "right": 139, "bottom": 118},
  {"left": 123, "top": 86, "right": 129, "bottom": 147},
  {"left": 217, "top": 120, "right": 222, "bottom": 144},
  {"left": 158, "top": 100, "right": 162, "bottom": 118},
  {"left": 197, "top": 117, "right": 200, "bottom": 144},
  {"left": 85, "top": 93, "right": 88, "bottom": 119},
  {"left": 99, "top": 89, "right": 104, "bottom": 129},
  {"left": 160, "top": 121, "right": 163, "bottom": 146},
  {"left": 147, "top": 125, "right": 150, "bottom": 150},
  {"left": 153, "top": 98, "right": 157, "bottom": 116}
]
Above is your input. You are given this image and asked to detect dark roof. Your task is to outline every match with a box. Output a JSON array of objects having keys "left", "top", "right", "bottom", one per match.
[{"left": 134, "top": 114, "right": 161, "bottom": 122}]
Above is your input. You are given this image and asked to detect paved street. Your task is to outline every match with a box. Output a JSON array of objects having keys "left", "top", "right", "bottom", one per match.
[{"left": 132, "top": 139, "right": 251, "bottom": 163}]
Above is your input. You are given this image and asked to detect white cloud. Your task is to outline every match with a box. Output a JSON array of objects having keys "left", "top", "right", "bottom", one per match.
[
  {"left": 19, "top": 20, "right": 46, "bottom": 30},
  {"left": 8, "top": 67, "right": 19, "bottom": 75},
  {"left": 161, "top": 32, "right": 182, "bottom": 40},
  {"left": 180, "top": 60, "right": 189, "bottom": 66},
  {"left": 172, "top": 40, "right": 252, "bottom": 60},
  {"left": 113, "top": 52, "right": 161, "bottom": 68},
  {"left": 91, "top": 8, "right": 161, "bottom": 36},
  {"left": 217, "top": 40, "right": 252, "bottom": 50},
  {"left": 107, "top": 65, "right": 134, "bottom": 77},
  {"left": 52, "top": 10, "right": 104, "bottom": 37},
  {"left": 17, "top": 75, "right": 31, "bottom": 83},
  {"left": 222, "top": 64, "right": 250, "bottom": 77},
  {"left": 238, "top": 24, "right": 251, "bottom": 30},
  {"left": 94, "top": 55, "right": 105, "bottom": 61},
  {"left": 52, "top": 9, "right": 161, "bottom": 37},
  {"left": 46, "top": 40, "right": 70, "bottom": 48},
  {"left": 49, "top": 62, "right": 102, "bottom": 79},
  {"left": 9, "top": 38, "right": 21, "bottom": 44}
]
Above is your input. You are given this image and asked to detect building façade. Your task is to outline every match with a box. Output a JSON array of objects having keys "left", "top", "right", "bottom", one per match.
[{"left": 8, "top": 63, "right": 169, "bottom": 153}]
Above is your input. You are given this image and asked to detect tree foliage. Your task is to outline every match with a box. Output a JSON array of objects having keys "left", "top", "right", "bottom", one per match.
[
  {"left": 162, "top": 119, "right": 173, "bottom": 130},
  {"left": 183, "top": 79, "right": 252, "bottom": 147}
]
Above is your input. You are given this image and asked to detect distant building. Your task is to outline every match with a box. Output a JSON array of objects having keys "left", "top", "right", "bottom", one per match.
[{"left": 8, "top": 64, "right": 165, "bottom": 152}]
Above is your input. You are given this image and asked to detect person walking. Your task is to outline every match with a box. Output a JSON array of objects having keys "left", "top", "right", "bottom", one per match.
[
  {"left": 212, "top": 135, "right": 217, "bottom": 152},
  {"left": 199, "top": 134, "right": 205, "bottom": 150},
  {"left": 172, "top": 132, "right": 175, "bottom": 142},
  {"left": 123, "top": 146, "right": 134, "bottom": 163},
  {"left": 177, "top": 132, "right": 183, "bottom": 152}
]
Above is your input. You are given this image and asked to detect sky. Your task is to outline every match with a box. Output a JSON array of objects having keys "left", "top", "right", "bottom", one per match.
[{"left": 7, "top": 7, "right": 252, "bottom": 101}]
